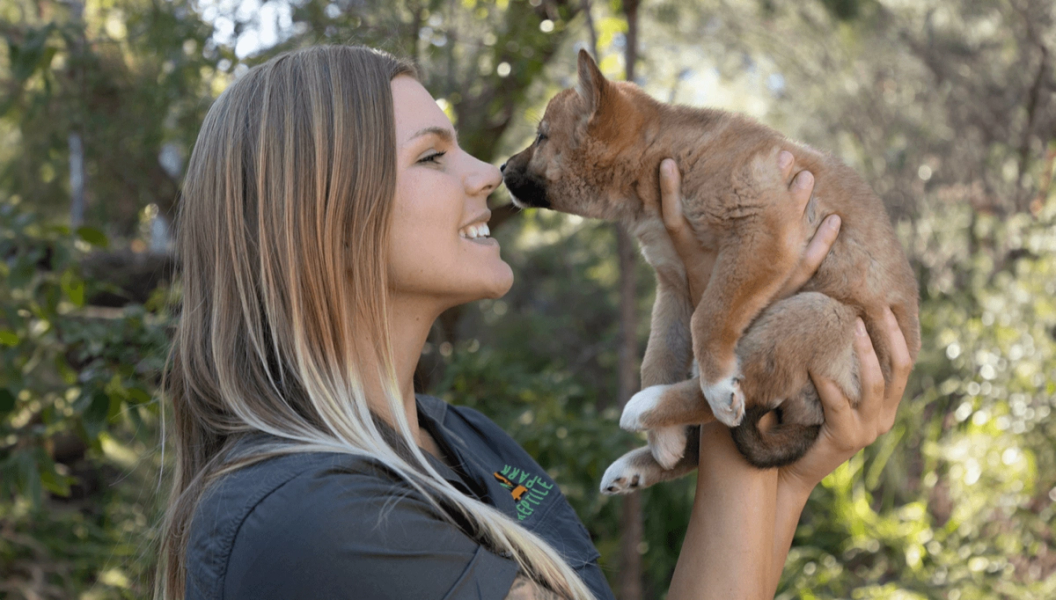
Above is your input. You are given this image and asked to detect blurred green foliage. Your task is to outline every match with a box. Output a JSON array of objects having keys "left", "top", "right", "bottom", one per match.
[
  {"left": 0, "top": 201, "right": 171, "bottom": 598},
  {"left": 778, "top": 200, "right": 1056, "bottom": 600},
  {"left": 0, "top": 0, "right": 223, "bottom": 232},
  {"left": 1, "top": 0, "right": 1055, "bottom": 598}
]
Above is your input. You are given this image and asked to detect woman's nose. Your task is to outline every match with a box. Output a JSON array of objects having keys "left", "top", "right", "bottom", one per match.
[{"left": 467, "top": 159, "right": 503, "bottom": 196}]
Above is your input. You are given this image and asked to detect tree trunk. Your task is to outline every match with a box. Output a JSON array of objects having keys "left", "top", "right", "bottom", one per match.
[
  {"left": 616, "top": 226, "right": 645, "bottom": 600},
  {"left": 69, "top": 132, "right": 86, "bottom": 228},
  {"left": 616, "top": 2, "right": 644, "bottom": 599},
  {"left": 68, "top": 0, "right": 86, "bottom": 228}
]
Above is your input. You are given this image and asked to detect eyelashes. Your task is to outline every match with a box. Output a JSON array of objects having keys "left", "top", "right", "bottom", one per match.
[{"left": 418, "top": 150, "right": 447, "bottom": 164}]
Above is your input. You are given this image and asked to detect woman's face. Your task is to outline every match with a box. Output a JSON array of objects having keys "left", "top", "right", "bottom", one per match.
[{"left": 387, "top": 76, "right": 513, "bottom": 312}]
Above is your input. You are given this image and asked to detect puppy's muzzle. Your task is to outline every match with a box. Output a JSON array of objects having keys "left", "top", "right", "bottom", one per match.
[{"left": 501, "top": 165, "right": 551, "bottom": 209}]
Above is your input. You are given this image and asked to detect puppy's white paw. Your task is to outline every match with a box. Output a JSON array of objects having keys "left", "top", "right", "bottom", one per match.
[
  {"left": 649, "top": 426, "right": 687, "bottom": 470},
  {"left": 600, "top": 454, "right": 651, "bottom": 495},
  {"left": 620, "top": 384, "right": 670, "bottom": 431},
  {"left": 702, "top": 376, "right": 746, "bottom": 427}
]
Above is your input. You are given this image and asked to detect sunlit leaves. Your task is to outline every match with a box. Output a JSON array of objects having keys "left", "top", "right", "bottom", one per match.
[
  {"left": 1, "top": 0, "right": 224, "bottom": 233},
  {"left": 5, "top": 23, "right": 57, "bottom": 84},
  {"left": 75, "top": 226, "right": 108, "bottom": 248}
]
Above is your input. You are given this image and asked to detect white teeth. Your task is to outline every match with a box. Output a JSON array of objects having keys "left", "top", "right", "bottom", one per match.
[{"left": 459, "top": 223, "right": 490, "bottom": 239}]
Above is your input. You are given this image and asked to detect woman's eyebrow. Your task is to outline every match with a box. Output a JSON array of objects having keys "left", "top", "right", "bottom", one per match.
[{"left": 405, "top": 126, "right": 456, "bottom": 146}]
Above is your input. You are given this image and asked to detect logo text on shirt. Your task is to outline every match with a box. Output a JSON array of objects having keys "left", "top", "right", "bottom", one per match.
[{"left": 493, "top": 464, "right": 553, "bottom": 521}]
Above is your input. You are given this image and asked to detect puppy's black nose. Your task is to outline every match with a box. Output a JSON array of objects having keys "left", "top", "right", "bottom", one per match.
[{"left": 500, "top": 162, "right": 507, "bottom": 173}]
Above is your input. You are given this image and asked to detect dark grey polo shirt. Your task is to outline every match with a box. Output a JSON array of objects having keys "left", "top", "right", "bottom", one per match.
[{"left": 185, "top": 395, "right": 615, "bottom": 599}]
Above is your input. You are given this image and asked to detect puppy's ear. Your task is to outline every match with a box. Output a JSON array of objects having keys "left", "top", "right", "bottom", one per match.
[{"left": 576, "top": 49, "right": 607, "bottom": 114}]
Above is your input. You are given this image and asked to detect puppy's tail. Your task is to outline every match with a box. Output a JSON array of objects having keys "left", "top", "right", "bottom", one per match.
[{"left": 730, "top": 405, "right": 821, "bottom": 469}]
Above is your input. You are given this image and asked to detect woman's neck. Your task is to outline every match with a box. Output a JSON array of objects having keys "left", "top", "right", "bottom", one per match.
[{"left": 358, "top": 294, "right": 442, "bottom": 449}]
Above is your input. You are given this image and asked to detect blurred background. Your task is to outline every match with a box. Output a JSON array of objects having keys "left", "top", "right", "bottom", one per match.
[{"left": 1, "top": 0, "right": 1054, "bottom": 598}]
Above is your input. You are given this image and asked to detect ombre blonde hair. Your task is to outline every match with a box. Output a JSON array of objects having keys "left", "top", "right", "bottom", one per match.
[{"left": 158, "top": 45, "right": 593, "bottom": 599}]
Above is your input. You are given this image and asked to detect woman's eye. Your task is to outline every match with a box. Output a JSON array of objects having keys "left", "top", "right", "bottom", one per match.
[{"left": 418, "top": 150, "right": 446, "bottom": 164}]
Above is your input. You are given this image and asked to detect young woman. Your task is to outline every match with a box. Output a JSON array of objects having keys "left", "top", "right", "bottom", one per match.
[{"left": 159, "top": 45, "right": 912, "bottom": 600}]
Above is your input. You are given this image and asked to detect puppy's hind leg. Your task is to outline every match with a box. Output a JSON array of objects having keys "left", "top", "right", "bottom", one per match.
[
  {"left": 621, "top": 377, "right": 714, "bottom": 431},
  {"left": 601, "top": 427, "right": 700, "bottom": 495},
  {"left": 732, "top": 292, "right": 860, "bottom": 467},
  {"left": 640, "top": 274, "right": 694, "bottom": 389},
  {"left": 621, "top": 377, "right": 715, "bottom": 468}
]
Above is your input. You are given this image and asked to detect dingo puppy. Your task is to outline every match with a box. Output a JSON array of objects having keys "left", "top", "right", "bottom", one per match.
[{"left": 502, "top": 51, "right": 920, "bottom": 493}]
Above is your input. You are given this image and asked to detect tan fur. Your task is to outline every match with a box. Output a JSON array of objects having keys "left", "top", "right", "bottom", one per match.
[{"left": 503, "top": 51, "right": 920, "bottom": 489}]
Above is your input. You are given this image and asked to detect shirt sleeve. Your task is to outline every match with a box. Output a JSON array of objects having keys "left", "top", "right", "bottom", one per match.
[{"left": 222, "top": 462, "right": 520, "bottom": 600}]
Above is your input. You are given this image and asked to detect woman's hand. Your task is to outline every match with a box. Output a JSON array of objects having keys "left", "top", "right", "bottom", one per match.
[
  {"left": 656, "top": 154, "right": 842, "bottom": 306},
  {"left": 779, "top": 307, "right": 913, "bottom": 493}
]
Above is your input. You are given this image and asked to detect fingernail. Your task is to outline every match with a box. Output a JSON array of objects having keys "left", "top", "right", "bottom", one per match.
[
  {"left": 828, "top": 215, "right": 841, "bottom": 231},
  {"left": 855, "top": 318, "right": 866, "bottom": 336},
  {"left": 778, "top": 151, "right": 793, "bottom": 169},
  {"left": 796, "top": 171, "right": 814, "bottom": 189}
]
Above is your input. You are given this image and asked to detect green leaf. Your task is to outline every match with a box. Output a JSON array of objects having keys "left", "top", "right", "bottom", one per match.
[
  {"left": 126, "top": 387, "right": 152, "bottom": 405},
  {"left": 39, "top": 457, "right": 71, "bottom": 497},
  {"left": 17, "top": 450, "right": 43, "bottom": 509},
  {"left": 82, "top": 391, "right": 112, "bottom": 439},
  {"left": 0, "top": 388, "right": 15, "bottom": 416},
  {"left": 8, "top": 256, "right": 35, "bottom": 288},
  {"left": 60, "top": 270, "right": 85, "bottom": 306},
  {"left": 10, "top": 25, "right": 55, "bottom": 82},
  {"left": 0, "top": 330, "right": 19, "bottom": 346},
  {"left": 75, "top": 226, "right": 109, "bottom": 248}
]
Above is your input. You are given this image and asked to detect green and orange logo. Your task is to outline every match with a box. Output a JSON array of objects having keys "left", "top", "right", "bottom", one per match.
[{"left": 493, "top": 464, "right": 553, "bottom": 521}]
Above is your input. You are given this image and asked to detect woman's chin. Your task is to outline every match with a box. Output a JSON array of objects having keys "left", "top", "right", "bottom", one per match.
[
  {"left": 480, "top": 264, "right": 515, "bottom": 300},
  {"left": 434, "top": 265, "right": 514, "bottom": 309}
]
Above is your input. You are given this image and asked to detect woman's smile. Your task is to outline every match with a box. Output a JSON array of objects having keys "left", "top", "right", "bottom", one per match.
[{"left": 458, "top": 213, "right": 497, "bottom": 245}]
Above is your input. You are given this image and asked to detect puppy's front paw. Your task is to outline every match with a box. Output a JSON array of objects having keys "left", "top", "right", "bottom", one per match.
[
  {"left": 600, "top": 454, "right": 651, "bottom": 495},
  {"left": 649, "top": 426, "right": 687, "bottom": 470},
  {"left": 702, "top": 376, "right": 746, "bottom": 427},
  {"left": 620, "top": 384, "right": 670, "bottom": 431}
]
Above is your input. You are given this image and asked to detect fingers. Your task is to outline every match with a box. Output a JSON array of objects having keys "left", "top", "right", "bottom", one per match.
[
  {"left": 778, "top": 150, "right": 794, "bottom": 180},
  {"left": 659, "top": 159, "right": 686, "bottom": 234},
  {"left": 776, "top": 214, "right": 841, "bottom": 298},
  {"left": 880, "top": 307, "right": 912, "bottom": 430},
  {"left": 812, "top": 372, "right": 852, "bottom": 423},
  {"left": 790, "top": 170, "right": 815, "bottom": 212},
  {"left": 790, "top": 311, "right": 910, "bottom": 488},
  {"left": 811, "top": 317, "right": 882, "bottom": 451},
  {"left": 659, "top": 160, "right": 697, "bottom": 256},
  {"left": 854, "top": 317, "right": 886, "bottom": 427},
  {"left": 801, "top": 215, "right": 841, "bottom": 271},
  {"left": 776, "top": 149, "right": 814, "bottom": 216}
]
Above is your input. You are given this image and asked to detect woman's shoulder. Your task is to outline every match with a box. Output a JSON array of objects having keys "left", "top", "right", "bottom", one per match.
[
  {"left": 189, "top": 450, "right": 397, "bottom": 533},
  {"left": 186, "top": 445, "right": 519, "bottom": 600},
  {"left": 185, "top": 450, "right": 422, "bottom": 598}
]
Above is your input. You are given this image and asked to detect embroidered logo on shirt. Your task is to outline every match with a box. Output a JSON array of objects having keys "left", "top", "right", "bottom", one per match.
[{"left": 493, "top": 464, "right": 553, "bottom": 521}]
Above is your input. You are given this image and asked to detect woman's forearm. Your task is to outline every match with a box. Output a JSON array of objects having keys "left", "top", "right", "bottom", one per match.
[
  {"left": 768, "top": 476, "right": 814, "bottom": 594},
  {"left": 668, "top": 424, "right": 780, "bottom": 600}
]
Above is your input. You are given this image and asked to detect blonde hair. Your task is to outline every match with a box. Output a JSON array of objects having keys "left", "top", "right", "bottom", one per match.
[{"left": 157, "top": 46, "right": 594, "bottom": 599}]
